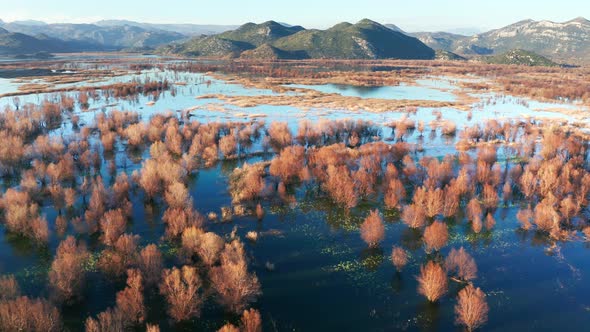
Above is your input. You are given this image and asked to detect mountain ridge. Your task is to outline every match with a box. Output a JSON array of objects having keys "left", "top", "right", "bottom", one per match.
[
  {"left": 414, "top": 17, "right": 590, "bottom": 64},
  {"left": 162, "top": 19, "right": 435, "bottom": 60}
]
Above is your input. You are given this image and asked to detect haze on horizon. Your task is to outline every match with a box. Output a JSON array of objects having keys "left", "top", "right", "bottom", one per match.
[{"left": 2, "top": 0, "right": 588, "bottom": 33}]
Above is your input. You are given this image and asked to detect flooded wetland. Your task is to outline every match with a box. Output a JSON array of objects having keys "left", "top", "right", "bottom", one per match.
[{"left": 0, "top": 56, "right": 590, "bottom": 332}]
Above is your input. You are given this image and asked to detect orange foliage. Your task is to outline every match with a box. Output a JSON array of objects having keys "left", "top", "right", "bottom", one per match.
[
  {"left": 49, "top": 236, "right": 89, "bottom": 303},
  {"left": 445, "top": 247, "right": 477, "bottom": 281},
  {"left": 360, "top": 209, "right": 385, "bottom": 247},
  {"left": 417, "top": 261, "right": 448, "bottom": 302},
  {"left": 0, "top": 296, "right": 61, "bottom": 332},
  {"left": 423, "top": 221, "right": 448, "bottom": 252},
  {"left": 391, "top": 246, "right": 408, "bottom": 271},
  {"left": 115, "top": 269, "right": 145, "bottom": 326},
  {"left": 455, "top": 285, "right": 489, "bottom": 332},
  {"left": 210, "top": 239, "right": 261, "bottom": 313},
  {"left": 139, "top": 244, "right": 164, "bottom": 287},
  {"left": 402, "top": 204, "right": 426, "bottom": 228},
  {"left": 160, "top": 265, "right": 203, "bottom": 322}
]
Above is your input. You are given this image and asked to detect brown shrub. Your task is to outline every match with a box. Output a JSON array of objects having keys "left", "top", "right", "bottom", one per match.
[
  {"left": 64, "top": 188, "right": 77, "bottom": 208},
  {"left": 139, "top": 244, "right": 164, "bottom": 287},
  {"left": 164, "top": 125, "right": 183, "bottom": 156},
  {"left": 115, "top": 269, "right": 145, "bottom": 326},
  {"left": 125, "top": 123, "right": 146, "bottom": 147},
  {"left": 84, "top": 179, "right": 108, "bottom": 233},
  {"left": 417, "top": 261, "right": 447, "bottom": 303},
  {"left": 0, "top": 296, "right": 61, "bottom": 332},
  {"left": 519, "top": 169, "right": 536, "bottom": 200},
  {"left": 256, "top": 203, "right": 264, "bottom": 220},
  {"left": 139, "top": 160, "right": 161, "bottom": 199},
  {"left": 165, "top": 181, "right": 192, "bottom": 209},
  {"left": 560, "top": 195, "right": 579, "bottom": 222},
  {"left": 241, "top": 308, "right": 262, "bottom": 332},
  {"left": 99, "top": 234, "right": 140, "bottom": 277},
  {"left": 0, "top": 275, "right": 20, "bottom": 301},
  {"left": 269, "top": 145, "right": 305, "bottom": 184},
  {"left": 218, "top": 324, "right": 240, "bottom": 332},
  {"left": 402, "top": 204, "right": 426, "bottom": 228},
  {"left": 219, "top": 134, "right": 237, "bottom": 159},
  {"left": 423, "top": 221, "right": 448, "bottom": 252},
  {"left": 101, "top": 131, "right": 117, "bottom": 152},
  {"left": 455, "top": 285, "right": 489, "bottom": 332},
  {"left": 443, "top": 184, "right": 460, "bottom": 217},
  {"left": 2, "top": 189, "right": 48, "bottom": 242},
  {"left": 484, "top": 213, "right": 495, "bottom": 231},
  {"left": 360, "top": 209, "right": 385, "bottom": 247},
  {"left": 534, "top": 199, "right": 560, "bottom": 234},
  {"left": 181, "top": 226, "right": 205, "bottom": 255},
  {"left": 163, "top": 207, "right": 204, "bottom": 239},
  {"left": 85, "top": 308, "right": 125, "bottom": 332},
  {"left": 516, "top": 207, "right": 534, "bottom": 230},
  {"left": 323, "top": 165, "right": 357, "bottom": 209},
  {"left": 196, "top": 232, "right": 225, "bottom": 266},
  {"left": 160, "top": 265, "right": 203, "bottom": 322},
  {"left": 146, "top": 324, "right": 161, "bottom": 332},
  {"left": 466, "top": 199, "right": 482, "bottom": 222},
  {"left": 384, "top": 178, "right": 405, "bottom": 209},
  {"left": 391, "top": 246, "right": 408, "bottom": 271},
  {"left": 445, "top": 247, "right": 478, "bottom": 281},
  {"left": 268, "top": 122, "right": 292, "bottom": 149},
  {"left": 49, "top": 236, "right": 88, "bottom": 303},
  {"left": 353, "top": 167, "right": 377, "bottom": 198},
  {"left": 210, "top": 239, "right": 262, "bottom": 313},
  {"left": 482, "top": 184, "right": 499, "bottom": 209},
  {"left": 229, "top": 162, "right": 265, "bottom": 203},
  {"left": 112, "top": 173, "right": 130, "bottom": 203},
  {"left": 55, "top": 215, "right": 68, "bottom": 237},
  {"left": 425, "top": 188, "right": 444, "bottom": 218},
  {"left": 99, "top": 209, "right": 127, "bottom": 246},
  {"left": 472, "top": 216, "right": 483, "bottom": 234}
]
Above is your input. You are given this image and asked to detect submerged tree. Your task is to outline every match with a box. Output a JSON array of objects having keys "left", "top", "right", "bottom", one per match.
[
  {"left": 49, "top": 236, "right": 89, "bottom": 303},
  {"left": 210, "top": 239, "right": 261, "bottom": 313},
  {"left": 423, "top": 221, "right": 448, "bottom": 252},
  {"left": 160, "top": 265, "right": 203, "bottom": 322},
  {"left": 0, "top": 296, "right": 61, "bottom": 332},
  {"left": 391, "top": 246, "right": 408, "bottom": 272},
  {"left": 455, "top": 285, "right": 489, "bottom": 332},
  {"left": 360, "top": 209, "right": 385, "bottom": 247},
  {"left": 417, "top": 261, "right": 448, "bottom": 302},
  {"left": 445, "top": 247, "right": 478, "bottom": 282}
]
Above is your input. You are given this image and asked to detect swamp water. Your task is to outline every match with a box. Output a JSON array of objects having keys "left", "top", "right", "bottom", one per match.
[{"left": 0, "top": 64, "right": 588, "bottom": 331}]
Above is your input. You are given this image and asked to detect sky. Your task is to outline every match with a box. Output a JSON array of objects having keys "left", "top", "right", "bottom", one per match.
[{"left": 1, "top": 0, "right": 588, "bottom": 32}]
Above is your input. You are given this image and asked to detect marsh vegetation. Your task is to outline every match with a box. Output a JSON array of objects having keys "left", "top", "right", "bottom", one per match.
[{"left": 0, "top": 57, "right": 589, "bottom": 331}]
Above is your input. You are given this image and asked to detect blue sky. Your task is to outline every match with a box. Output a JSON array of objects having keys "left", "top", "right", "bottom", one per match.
[{"left": 2, "top": 0, "right": 588, "bottom": 32}]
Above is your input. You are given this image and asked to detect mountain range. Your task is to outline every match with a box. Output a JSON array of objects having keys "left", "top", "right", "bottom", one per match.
[
  {"left": 0, "top": 17, "right": 588, "bottom": 65},
  {"left": 160, "top": 19, "right": 435, "bottom": 60},
  {"left": 411, "top": 17, "right": 590, "bottom": 64}
]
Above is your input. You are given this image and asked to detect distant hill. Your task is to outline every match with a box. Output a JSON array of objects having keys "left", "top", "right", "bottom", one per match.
[
  {"left": 217, "top": 21, "right": 305, "bottom": 47},
  {"left": 0, "top": 27, "right": 97, "bottom": 55},
  {"left": 414, "top": 17, "right": 590, "bottom": 65},
  {"left": 274, "top": 19, "right": 434, "bottom": 59},
  {"left": 164, "top": 19, "right": 435, "bottom": 60},
  {"left": 482, "top": 49, "right": 558, "bottom": 67},
  {"left": 411, "top": 31, "right": 466, "bottom": 53},
  {"left": 1, "top": 17, "right": 589, "bottom": 64},
  {"left": 95, "top": 20, "right": 236, "bottom": 36},
  {"left": 434, "top": 50, "right": 466, "bottom": 61},
  {"left": 0, "top": 21, "right": 186, "bottom": 50}
]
